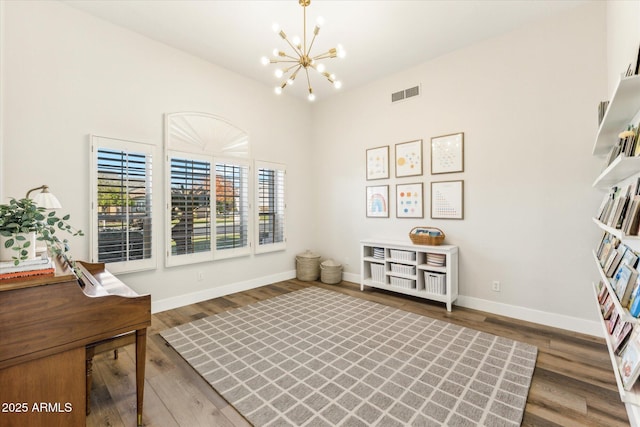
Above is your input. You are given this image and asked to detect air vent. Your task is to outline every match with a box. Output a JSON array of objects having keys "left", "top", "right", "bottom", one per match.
[
  {"left": 391, "top": 85, "right": 420, "bottom": 103},
  {"left": 391, "top": 90, "right": 405, "bottom": 102},
  {"left": 405, "top": 85, "right": 420, "bottom": 98}
]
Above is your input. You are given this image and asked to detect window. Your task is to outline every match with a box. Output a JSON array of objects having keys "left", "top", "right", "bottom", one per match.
[
  {"left": 215, "top": 161, "right": 250, "bottom": 256},
  {"left": 255, "top": 161, "right": 286, "bottom": 253},
  {"left": 166, "top": 153, "right": 250, "bottom": 265},
  {"left": 164, "top": 112, "right": 253, "bottom": 266},
  {"left": 90, "top": 135, "right": 156, "bottom": 273},
  {"left": 170, "top": 156, "right": 211, "bottom": 256}
]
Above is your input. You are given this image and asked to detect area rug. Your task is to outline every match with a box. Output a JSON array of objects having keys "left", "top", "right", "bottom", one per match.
[{"left": 160, "top": 287, "right": 537, "bottom": 426}]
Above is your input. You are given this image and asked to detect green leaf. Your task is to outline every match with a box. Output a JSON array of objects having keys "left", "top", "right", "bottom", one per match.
[
  {"left": 62, "top": 214, "right": 70, "bottom": 221},
  {"left": 4, "top": 239, "right": 14, "bottom": 248}
]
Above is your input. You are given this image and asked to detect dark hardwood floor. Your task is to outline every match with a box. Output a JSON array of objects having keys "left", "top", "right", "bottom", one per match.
[{"left": 86, "top": 279, "right": 629, "bottom": 426}]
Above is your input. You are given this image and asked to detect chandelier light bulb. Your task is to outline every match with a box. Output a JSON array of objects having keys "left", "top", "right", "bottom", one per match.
[
  {"left": 272, "top": 48, "right": 279, "bottom": 57},
  {"left": 274, "top": 87, "right": 282, "bottom": 95},
  {"left": 334, "top": 81, "right": 342, "bottom": 89},
  {"left": 316, "top": 63, "right": 326, "bottom": 73},
  {"left": 287, "top": 78, "right": 294, "bottom": 86},
  {"left": 316, "top": 16, "right": 325, "bottom": 27},
  {"left": 292, "top": 36, "right": 301, "bottom": 48},
  {"left": 272, "top": 23, "right": 280, "bottom": 33},
  {"left": 308, "top": 93, "right": 316, "bottom": 102},
  {"left": 261, "top": 56, "right": 270, "bottom": 66},
  {"left": 337, "top": 44, "right": 346, "bottom": 58},
  {"left": 274, "top": 69, "right": 284, "bottom": 78}
]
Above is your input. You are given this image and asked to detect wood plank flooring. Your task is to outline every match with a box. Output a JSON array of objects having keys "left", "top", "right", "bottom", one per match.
[{"left": 86, "top": 280, "right": 630, "bottom": 426}]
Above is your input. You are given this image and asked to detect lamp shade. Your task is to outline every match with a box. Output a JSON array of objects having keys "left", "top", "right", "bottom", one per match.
[
  {"left": 32, "top": 191, "right": 62, "bottom": 209},
  {"left": 26, "top": 185, "right": 62, "bottom": 209}
]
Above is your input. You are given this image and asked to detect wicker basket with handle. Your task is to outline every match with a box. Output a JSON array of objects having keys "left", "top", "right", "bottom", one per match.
[{"left": 409, "top": 227, "right": 445, "bottom": 246}]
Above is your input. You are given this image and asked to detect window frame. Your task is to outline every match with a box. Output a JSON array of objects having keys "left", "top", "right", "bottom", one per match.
[
  {"left": 255, "top": 160, "right": 286, "bottom": 254},
  {"left": 89, "top": 135, "right": 157, "bottom": 274}
]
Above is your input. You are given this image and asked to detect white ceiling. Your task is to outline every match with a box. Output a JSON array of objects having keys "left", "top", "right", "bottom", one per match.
[{"left": 63, "top": 0, "right": 588, "bottom": 102}]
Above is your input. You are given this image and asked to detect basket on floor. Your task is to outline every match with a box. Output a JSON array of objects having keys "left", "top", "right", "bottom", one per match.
[{"left": 409, "top": 227, "right": 445, "bottom": 246}]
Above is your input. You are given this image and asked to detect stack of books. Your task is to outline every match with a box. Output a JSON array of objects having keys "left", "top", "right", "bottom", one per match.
[{"left": 0, "top": 254, "right": 55, "bottom": 280}]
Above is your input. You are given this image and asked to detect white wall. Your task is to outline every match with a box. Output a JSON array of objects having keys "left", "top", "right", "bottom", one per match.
[
  {"left": 607, "top": 0, "right": 640, "bottom": 96},
  {"left": 0, "top": 1, "right": 313, "bottom": 308},
  {"left": 310, "top": 2, "right": 607, "bottom": 335}
]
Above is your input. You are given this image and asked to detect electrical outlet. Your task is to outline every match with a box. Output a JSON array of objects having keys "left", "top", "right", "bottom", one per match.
[{"left": 492, "top": 281, "right": 500, "bottom": 292}]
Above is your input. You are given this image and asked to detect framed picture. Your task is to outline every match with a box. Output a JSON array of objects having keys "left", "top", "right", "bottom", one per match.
[
  {"left": 396, "top": 183, "right": 423, "bottom": 218},
  {"left": 366, "top": 185, "right": 389, "bottom": 218},
  {"left": 366, "top": 146, "right": 389, "bottom": 180},
  {"left": 431, "top": 132, "right": 464, "bottom": 174},
  {"left": 395, "top": 139, "right": 422, "bottom": 177},
  {"left": 431, "top": 180, "right": 464, "bottom": 219}
]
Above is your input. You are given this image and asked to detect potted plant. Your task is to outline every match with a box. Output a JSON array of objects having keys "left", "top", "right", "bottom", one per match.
[{"left": 0, "top": 197, "right": 83, "bottom": 266}]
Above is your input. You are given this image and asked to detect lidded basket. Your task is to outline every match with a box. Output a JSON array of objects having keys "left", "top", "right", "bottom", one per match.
[{"left": 296, "top": 250, "right": 321, "bottom": 281}]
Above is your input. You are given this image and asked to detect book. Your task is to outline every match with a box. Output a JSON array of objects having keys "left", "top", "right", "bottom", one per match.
[
  {"left": 621, "top": 245, "right": 639, "bottom": 269},
  {"left": 0, "top": 254, "right": 49, "bottom": 269},
  {"left": 623, "top": 197, "right": 640, "bottom": 233},
  {"left": 0, "top": 258, "right": 54, "bottom": 275},
  {"left": 620, "top": 328, "right": 640, "bottom": 390},
  {"left": 598, "top": 280, "right": 609, "bottom": 304},
  {"left": 600, "top": 243, "right": 615, "bottom": 267},
  {"left": 605, "top": 248, "right": 625, "bottom": 278},
  {"left": 0, "top": 267, "right": 55, "bottom": 280},
  {"left": 608, "top": 310, "right": 620, "bottom": 334},
  {"left": 613, "top": 322, "right": 634, "bottom": 356},
  {"left": 602, "top": 295, "right": 615, "bottom": 319},
  {"left": 615, "top": 264, "right": 640, "bottom": 306},
  {"left": 630, "top": 281, "right": 640, "bottom": 317}
]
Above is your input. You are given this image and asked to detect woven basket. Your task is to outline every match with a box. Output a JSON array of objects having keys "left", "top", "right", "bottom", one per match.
[
  {"left": 296, "top": 250, "right": 321, "bottom": 281},
  {"left": 320, "top": 259, "right": 343, "bottom": 284},
  {"left": 409, "top": 227, "right": 445, "bottom": 246}
]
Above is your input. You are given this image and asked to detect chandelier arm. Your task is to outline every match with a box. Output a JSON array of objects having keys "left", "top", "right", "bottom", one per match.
[
  {"left": 282, "top": 36, "right": 305, "bottom": 57},
  {"left": 282, "top": 63, "right": 302, "bottom": 74},
  {"left": 304, "top": 67, "right": 312, "bottom": 92},
  {"left": 271, "top": 59, "right": 301, "bottom": 64},
  {"left": 307, "top": 33, "right": 318, "bottom": 58},
  {"left": 312, "top": 50, "right": 338, "bottom": 61},
  {"left": 289, "top": 64, "right": 303, "bottom": 81}
]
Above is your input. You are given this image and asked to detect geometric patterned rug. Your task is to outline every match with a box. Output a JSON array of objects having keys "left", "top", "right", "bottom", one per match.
[{"left": 160, "top": 287, "right": 537, "bottom": 426}]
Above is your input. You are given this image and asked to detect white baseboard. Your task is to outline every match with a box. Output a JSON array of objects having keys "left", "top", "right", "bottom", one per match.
[
  {"left": 152, "top": 270, "right": 296, "bottom": 314},
  {"left": 342, "top": 272, "right": 601, "bottom": 337},
  {"left": 453, "top": 295, "right": 603, "bottom": 337}
]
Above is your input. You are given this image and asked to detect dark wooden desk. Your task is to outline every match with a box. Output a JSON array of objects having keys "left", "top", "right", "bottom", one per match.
[{"left": 0, "top": 259, "right": 151, "bottom": 426}]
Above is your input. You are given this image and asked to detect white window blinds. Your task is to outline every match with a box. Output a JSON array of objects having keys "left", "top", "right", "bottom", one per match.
[
  {"left": 170, "top": 156, "right": 212, "bottom": 256},
  {"left": 90, "top": 136, "right": 156, "bottom": 273},
  {"left": 215, "top": 160, "right": 250, "bottom": 258},
  {"left": 256, "top": 161, "right": 286, "bottom": 253}
]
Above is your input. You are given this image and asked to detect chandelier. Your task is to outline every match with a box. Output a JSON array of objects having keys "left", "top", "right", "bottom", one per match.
[{"left": 261, "top": 0, "right": 345, "bottom": 101}]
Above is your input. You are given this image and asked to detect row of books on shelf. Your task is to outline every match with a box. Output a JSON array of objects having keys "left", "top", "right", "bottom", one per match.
[
  {"left": 597, "top": 232, "right": 640, "bottom": 312},
  {"left": 0, "top": 254, "right": 55, "bottom": 280},
  {"left": 603, "top": 124, "right": 640, "bottom": 167},
  {"left": 598, "top": 282, "right": 640, "bottom": 391},
  {"left": 596, "top": 179, "right": 640, "bottom": 235}
]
